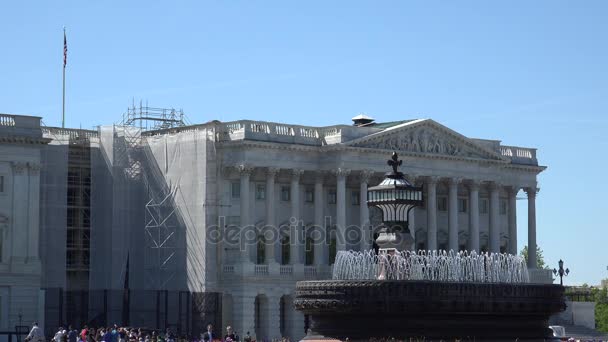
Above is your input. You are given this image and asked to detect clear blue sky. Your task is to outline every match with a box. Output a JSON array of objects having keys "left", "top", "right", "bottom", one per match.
[{"left": 2, "top": 1, "right": 607, "bottom": 285}]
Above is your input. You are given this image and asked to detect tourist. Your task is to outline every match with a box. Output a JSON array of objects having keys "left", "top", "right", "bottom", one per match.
[
  {"left": 69, "top": 326, "right": 79, "bottom": 342},
  {"left": 243, "top": 332, "right": 251, "bottom": 342},
  {"left": 224, "top": 326, "right": 236, "bottom": 342},
  {"left": 202, "top": 324, "right": 214, "bottom": 342},
  {"left": 25, "top": 323, "right": 44, "bottom": 342},
  {"left": 54, "top": 327, "right": 67, "bottom": 342},
  {"left": 166, "top": 328, "right": 175, "bottom": 342},
  {"left": 81, "top": 326, "right": 89, "bottom": 342}
]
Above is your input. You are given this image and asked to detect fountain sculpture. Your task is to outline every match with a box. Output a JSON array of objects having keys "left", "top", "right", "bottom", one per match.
[{"left": 294, "top": 153, "right": 565, "bottom": 341}]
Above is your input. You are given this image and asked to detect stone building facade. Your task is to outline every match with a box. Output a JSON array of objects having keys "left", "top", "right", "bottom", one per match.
[{"left": 0, "top": 113, "right": 549, "bottom": 340}]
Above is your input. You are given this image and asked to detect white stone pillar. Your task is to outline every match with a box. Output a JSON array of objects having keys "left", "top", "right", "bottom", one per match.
[
  {"left": 233, "top": 294, "right": 255, "bottom": 340},
  {"left": 526, "top": 187, "right": 538, "bottom": 269},
  {"left": 27, "top": 162, "right": 41, "bottom": 263},
  {"left": 334, "top": 168, "right": 350, "bottom": 252},
  {"left": 10, "top": 162, "right": 28, "bottom": 263},
  {"left": 239, "top": 165, "right": 254, "bottom": 263},
  {"left": 313, "top": 173, "right": 325, "bottom": 266},
  {"left": 489, "top": 182, "right": 500, "bottom": 253},
  {"left": 290, "top": 169, "right": 303, "bottom": 264},
  {"left": 266, "top": 296, "right": 281, "bottom": 340},
  {"left": 265, "top": 168, "right": 279, "bottom": 264},
  {"left": 447, "top": 177, "right": 460, "bottom": 252},
  {"left": 508, "top": 186, "right": 519, "bottom": 255},
  {"left": 426, "top": 177, "right": 438, "bottom": 251},
  {"left": 468, "top": 181, "right": 480, "bottom": 252},
  {"left": 359, "top": 170, "right": 373, "bottom": 251}
]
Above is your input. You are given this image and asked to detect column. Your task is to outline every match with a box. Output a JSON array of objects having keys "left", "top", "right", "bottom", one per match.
[
  {"left": 27, "top": 162, "right": 41, "bottom": 263},
  {"left": 468, "top": 181, "right": 480, "bottom": 252},
  {"left": 359, "top": 170, "right": 373, "bottom": 251},
  {"left": 233, "top": 294, "right": 255, "bottom": 339},
  {"left": 426, "top": 177, "right": 438, "bottom": 251},
  {"left": 290, "top": 169, "right": 303, "bottom": 264},
  {"left": 526, "top": 187, "right": 537, "bottom": 269},
  {"left": 238, "top": 165, "right": 254, "bottom": 263},
  {"left": 489, "top": 182, "right": 500, "bottom": 253},
  {"left": 10, "top": 162, "right": 28, "bottom": 263},
  {"left": 265, "top": 168, "right": 279, "bottom": 264},
  {"left": 447, "top": 177, "right": 460, "bottom": 252},
  {"left": 335, "top": 168, "right": 350, "bottom": 251},
  {"left": 407, "top": 174, "right": 419, "bottom": 250},
  {"left": 313, "top": 172, "right": 326, "bottom": 266},
  {"left": 266, "top": 296, "right": 281, "bottom": 340},
  {"left": 508, "top": 186, "right": 519, "bottom": 255}
]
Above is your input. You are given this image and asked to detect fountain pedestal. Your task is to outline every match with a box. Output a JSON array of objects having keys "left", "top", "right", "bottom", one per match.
[{"left": 295, "top": 280, "right": 565, "bottom": 341}]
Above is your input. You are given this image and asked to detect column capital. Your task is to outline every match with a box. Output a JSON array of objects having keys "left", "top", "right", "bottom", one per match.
[
  {"left": 507, "top": 184, "right": 521, "bottom": 195},
  {"left": 525, "top": 187, "right": 539, "bottom": 197},
  {"left": 290, "top": 168, "right": 305, "bottom": 181},
  {"left": 446, "top": 177, "right": 462, "bottom": 186},
  {"left": 237, "top": 164, "right": 255, "bottom": 176},
  {"left": 359, "top": 170, "right": 374, "bottom": 184},
  {"left": 333, "top": 168, "right": 351, "bottom": 179},
  {"left": 425, "top": 176, "right": 440, "bottom": 185},
  {"left": 466, "top": 179, "right": 481, "bottom": 190},
  {"left": 28, "top": 162, "right": 41, "bottom": 175},
  {"left": 11, "top": 161, "right": 27, "bottom": 175},
  {"left": 266, "top": 167, "right": 280, "bottom": 178},
  {"left": 487, "top": 181, "right": 502, "bottom": 191}
]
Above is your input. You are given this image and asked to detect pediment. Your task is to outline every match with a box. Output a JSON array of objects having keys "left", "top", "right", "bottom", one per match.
[{"left": 347, "top": 119, "right": 506, "bottom": 161}]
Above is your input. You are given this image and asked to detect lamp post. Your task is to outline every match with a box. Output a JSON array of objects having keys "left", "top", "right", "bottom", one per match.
[
  {"left": 367, "top": 152, "right": 424, "bottom": 253},
  {"left": 553, "top": 259, "right": 570, "bottom": 286}
]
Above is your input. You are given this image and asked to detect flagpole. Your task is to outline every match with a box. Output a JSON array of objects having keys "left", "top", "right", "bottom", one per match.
[{"left": 62, "top": 27, "right": 66, "bottom": 129}]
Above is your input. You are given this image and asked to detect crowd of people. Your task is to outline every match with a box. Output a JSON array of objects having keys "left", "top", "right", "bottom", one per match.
[{"left": 25, "top": 323, "right": 293, "bottom": 342}]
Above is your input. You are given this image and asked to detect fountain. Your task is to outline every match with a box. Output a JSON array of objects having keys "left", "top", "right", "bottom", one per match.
[{"left": 294, "top": 153, "right": 565, "bottom": 341}]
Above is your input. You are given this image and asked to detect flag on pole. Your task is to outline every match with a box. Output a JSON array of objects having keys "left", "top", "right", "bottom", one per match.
[{"left": 63, "top": 29, "right": 67, "bottom": 67}]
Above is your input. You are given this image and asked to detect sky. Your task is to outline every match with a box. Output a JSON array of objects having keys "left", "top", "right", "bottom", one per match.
[{"left": 1, "top": 1, "right": 607, "bottom": 285}]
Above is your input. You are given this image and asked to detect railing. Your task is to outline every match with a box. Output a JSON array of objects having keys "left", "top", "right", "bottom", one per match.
[
  {"left": 223, "top": 265, "right": 235, "bottom": 274},
  {"left": 42, "top": 127, "right": 99, "bottom": 139},
  {"left": 217, "top": 120, "right": 352, "bottom": 145},
  {"left": 500, "top": 145, "right": 537, "bottom": 165},
  {"left": 0, "top": 114, "right": 16, "bottom": 127},
  {"left": 280, "top": 265, "right": 293, "bottom": 276},
  {"left": 254, "top": 264, "right": 269, "bottom": 275},
  {"left": 304, "top": 266, "right": 317, "bottom": 278}
]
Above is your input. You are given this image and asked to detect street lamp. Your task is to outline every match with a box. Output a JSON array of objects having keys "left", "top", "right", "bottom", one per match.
[
  {"left": 553, "top": 259, "right": 570, "bottom": 286},
  {"left": 367, "top": 152, "right": 424, "bottom": 252}
]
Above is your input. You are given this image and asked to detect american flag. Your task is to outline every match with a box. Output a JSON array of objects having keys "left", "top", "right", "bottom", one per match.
[{"left": 63, "top": 29, "right": 67, "bottom": 67}]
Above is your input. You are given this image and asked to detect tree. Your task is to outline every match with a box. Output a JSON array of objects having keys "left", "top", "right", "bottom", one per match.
[{"left": 519, "top": 245, "right": 548, "bottom": 269}]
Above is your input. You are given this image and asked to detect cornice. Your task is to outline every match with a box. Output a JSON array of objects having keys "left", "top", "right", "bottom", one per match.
[{"left": 0, "top": 135, "right": 51, "bottom": 145}]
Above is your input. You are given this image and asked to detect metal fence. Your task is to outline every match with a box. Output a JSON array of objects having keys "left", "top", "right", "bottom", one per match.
[{"left": 43, "top": 289, "right": 221, "bottom": 338}]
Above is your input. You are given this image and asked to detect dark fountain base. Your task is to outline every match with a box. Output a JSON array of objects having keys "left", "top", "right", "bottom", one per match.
[{"left": 295, "top": 280, "right": 565, "bottom": 342}]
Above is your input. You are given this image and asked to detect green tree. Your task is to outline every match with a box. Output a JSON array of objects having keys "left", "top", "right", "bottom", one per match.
[{"left": 519, "top": 245, "right": 548, "bottom": 269}]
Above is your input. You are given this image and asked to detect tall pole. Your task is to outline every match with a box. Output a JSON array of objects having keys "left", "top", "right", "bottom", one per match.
[{"left": 62, "top": 27, "right": 66, "bottom": 128}]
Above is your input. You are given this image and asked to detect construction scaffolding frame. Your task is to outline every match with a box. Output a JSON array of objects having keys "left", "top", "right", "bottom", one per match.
[{"left": 121, "top": 100, "right": 188, "bottom": 131}]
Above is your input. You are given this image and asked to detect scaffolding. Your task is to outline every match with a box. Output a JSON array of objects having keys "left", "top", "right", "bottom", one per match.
[{"left": 121, "top": 100, "right": 188, "bottom": 131}]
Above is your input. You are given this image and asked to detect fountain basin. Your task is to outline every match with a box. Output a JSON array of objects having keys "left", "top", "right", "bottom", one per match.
[{"left": 295, "top": 280, "right": 565, "bottom": 341}]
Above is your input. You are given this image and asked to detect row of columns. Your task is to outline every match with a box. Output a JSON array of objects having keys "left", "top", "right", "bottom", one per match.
[{"left": 233, "top": 166, "right": 538, "bottom": 269}]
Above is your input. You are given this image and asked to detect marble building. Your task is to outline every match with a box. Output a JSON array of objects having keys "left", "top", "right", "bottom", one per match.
[{"left": 0, "top": 112, "right": 550, "bottom": 340}]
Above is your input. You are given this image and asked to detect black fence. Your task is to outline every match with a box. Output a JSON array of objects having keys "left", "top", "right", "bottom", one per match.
[{"left": 44, "top": 289, "right": 221, "bottom": 339}]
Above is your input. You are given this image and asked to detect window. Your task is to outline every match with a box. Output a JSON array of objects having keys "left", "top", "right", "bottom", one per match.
[
  {"left": 305, "top": 187, "right": 314, "bottom": 203},
  {"left": 0, "top": 175, "right": 4, "bottom": 193},
  {"left": 231, "top": 182, "right": 240, "bottom": 199},
  {"left": 458, "top": 198, "right": 467, "bottom": 213},
  {"left": 328, "top": 237, "right": 337, "bottom": 264},
  {"left": 280, "top": 186, "right": 291, "bottom": 201},
  {"left": 437, "top": 197, "right": 448, "bottom": 211},
  {"left": 256, "top": 235, "right": 266, "bottom": 264},
  {"left": 328, "top": 189, "right": 337, "bottom": 204},
  {"left": 305, "top": 236, "right": 314, "bottom": 265},
  {"left": 351, "top": 191, "right": 360, "bottom": 205},
  {"left": 255, "top": 184, "right": 266, "bottom": 200},
  {"left": 280, "top": 235, "right": 290, "bottom": 265},
  {"left": 500, "top": 199, "right": 507, "bottom": 215},
  {"left": 479, "top": 199, "right": 489, "bottom": 214}
]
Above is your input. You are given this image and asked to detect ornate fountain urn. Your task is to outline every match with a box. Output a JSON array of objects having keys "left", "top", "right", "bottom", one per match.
[{"left": 367, "top": 152, "right": 424, "bottom": 252}]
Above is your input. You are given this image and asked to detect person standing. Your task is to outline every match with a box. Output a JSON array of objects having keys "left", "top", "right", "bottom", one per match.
[
  {"left": 26, "top": 323, "right": 44, "bottom": 342},
  {"left": 224, "top": 326, "right": 236, "bottom": 342},
  {"left": 68, "top": 326, "right": 78, "bottom": 342},
  {"left": 201, "top": 325, "right": 213, "bottom": 342},
  {"left": 54, "top": 327, "right": 66, "bottom": 342}
]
